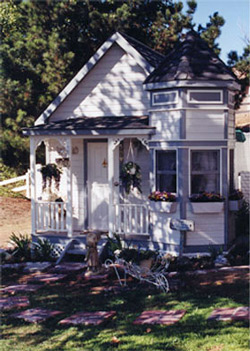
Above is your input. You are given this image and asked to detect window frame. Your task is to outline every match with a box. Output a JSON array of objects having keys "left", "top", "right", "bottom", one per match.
[
  {"left": 189, "top": 148, "right": 222, "bottom": 196},
  {"left": 187, "top": 89, "right": 223, "bottom": 104},
  {"left": 152, "top": 91, "right": 178, "bottom": 106},
  {"left": 154, "top": 148, "right": 178, "bottom": 194}
]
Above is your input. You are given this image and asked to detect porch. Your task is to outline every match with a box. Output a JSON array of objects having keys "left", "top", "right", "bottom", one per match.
[{"left": 24, "top": 116, "right": 155, "bottom": 239}]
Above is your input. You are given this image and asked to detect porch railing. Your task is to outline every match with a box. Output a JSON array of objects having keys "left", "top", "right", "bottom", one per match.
[
  {"left": 113, "top": 204, "right": 149, "bottom": 235},
  {"left": 35, "top": 202, "right": 67, "bottom": 232}
]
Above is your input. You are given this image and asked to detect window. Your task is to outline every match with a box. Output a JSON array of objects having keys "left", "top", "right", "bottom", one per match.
[
  {"left": 152, "top": 91, "right": 178, "bottom": 106},
  {"left": 188, "top": 90, "right": 222, "bottom": 104},
  {"left": 191, "top": 150, "right": 220, "bottom": 194},
  {"left": 156, "top": 150, "right": 176, "bottom": 192}
]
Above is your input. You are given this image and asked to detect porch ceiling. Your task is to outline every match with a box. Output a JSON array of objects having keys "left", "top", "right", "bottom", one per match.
[{"left": 23, "top": 116, "right": 155, "bottom": 136}]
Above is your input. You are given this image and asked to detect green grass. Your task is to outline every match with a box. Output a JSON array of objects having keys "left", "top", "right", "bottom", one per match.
[{"left": 0, "top": 270, "right": 249, "bottom": 351}]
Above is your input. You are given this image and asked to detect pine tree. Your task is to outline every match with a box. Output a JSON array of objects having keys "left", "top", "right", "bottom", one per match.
[{"left": 1, "top": 0, "right": 226, "bottom": 172}]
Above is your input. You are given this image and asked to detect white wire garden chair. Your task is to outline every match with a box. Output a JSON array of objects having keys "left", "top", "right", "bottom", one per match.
[{"left": 105, "top": 254, "right": 170, "bottom": 293}]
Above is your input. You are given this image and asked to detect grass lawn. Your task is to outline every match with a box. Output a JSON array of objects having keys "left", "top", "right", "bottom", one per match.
[{"left": 0, "top": 268, "right": 249, "bottom": 351}]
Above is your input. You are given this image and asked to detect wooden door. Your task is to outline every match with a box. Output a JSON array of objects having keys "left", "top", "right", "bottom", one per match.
[{"left": 87, "top": 142, "right": 109, "bottom": 230}]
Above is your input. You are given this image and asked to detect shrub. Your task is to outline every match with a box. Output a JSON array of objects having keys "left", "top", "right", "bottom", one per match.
[
  {"left": 9, "top": 233, "right": 32, "bottom": 262},
  {"left": 32, "top": 238, "right": 56, "bottom": 262}
]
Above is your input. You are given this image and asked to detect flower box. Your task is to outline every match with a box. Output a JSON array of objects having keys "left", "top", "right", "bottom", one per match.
[
  {"left": 229, "top": 199, "right": 243, "bottom": 211},
  {"left": 149, "top": 201, "right": 177, "bottom": 213},
  {"left": 190, "top": 202, "right": 224, "bottom": 214}
]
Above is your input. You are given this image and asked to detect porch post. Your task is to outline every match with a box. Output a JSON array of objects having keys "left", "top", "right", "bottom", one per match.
[
  {"left": 30, "top": 137, "right": 36, "bottom": 235},
  {"left": 66, "top": 138, "right": 73, "bottom": 237},
  {"left": 108, "top": 138, "right": 115, "bottom": 236}
]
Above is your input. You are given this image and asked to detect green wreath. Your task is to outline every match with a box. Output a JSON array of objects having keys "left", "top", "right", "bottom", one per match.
[{"left": 120, "top": 161, "right": 142, "bottom": 194}]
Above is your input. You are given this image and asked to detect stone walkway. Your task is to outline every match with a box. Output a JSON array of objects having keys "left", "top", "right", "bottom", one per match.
[
  {"left": 12, "top": 308, "right": 63, "bottom": 323},
  {"left": 208, "top": 307, "right": 249, "bottom": 321},
  {"left": 0, "top": 296, "right": 30, "bottom": 311},
  {"left": 133, "top": 310, "right": 186, "bottom": 325},
  {"left": 59, "top": 311, "right": 116, "bottom": 326},
  {"left": 1, "top": 263, "right": 249, "bottom": 328}
]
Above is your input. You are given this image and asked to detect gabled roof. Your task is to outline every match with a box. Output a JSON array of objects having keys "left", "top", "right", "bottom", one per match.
[
  {"left": 35, "top": 32, "right": 164, "bottom": 126},
  {"left": 145, "top": 31, "right": 238, "bottom": 85},
  {"left": 120, "top": 32, "right": 164, "bottom": 69},
  {"left": 24, "top": 116, "right": 155, "bottom": 136}
]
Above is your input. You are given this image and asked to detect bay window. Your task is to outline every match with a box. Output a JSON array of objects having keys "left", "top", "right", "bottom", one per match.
[
  {"left": 191, "top": 150, "right": 220, "bottom": 194},
  {"left": 156, "top": 150, "right": 176, "bottom": 193}
]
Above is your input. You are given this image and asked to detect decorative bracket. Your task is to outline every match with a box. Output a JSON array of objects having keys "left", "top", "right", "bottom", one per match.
[
  {"left": 137, "top": 137, "right": 149, "bottom": 150},
  {"left": 112, "top": 137, "right": 124, "bottom": 151}
]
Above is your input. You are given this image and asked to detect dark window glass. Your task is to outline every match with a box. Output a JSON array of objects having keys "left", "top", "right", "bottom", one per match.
[
  {"left": 191, "top": 150, "right": 220, "bottom": 193},
  {"left": 189, "top": 91, "right": 221, "bottom": 102},
  {"left": 153, "top": 92, "right": 177, "bottom": 105},
  {"left": 156, "top": 150, "right": 176, "bottom": 192}
]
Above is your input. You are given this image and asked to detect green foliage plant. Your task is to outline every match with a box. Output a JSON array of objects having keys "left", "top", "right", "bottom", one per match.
[
  {"left": 32, "top": 238, "right": 56, "bottom": 262},
  {"left": 9, "top": 232, "right": 32, "bottom": 262},
  {"left": 120, "top": 161, "right": 142, "bottom": 194},
  {"left": 40, "top": 163, "right": 61, "bottom": 190}
]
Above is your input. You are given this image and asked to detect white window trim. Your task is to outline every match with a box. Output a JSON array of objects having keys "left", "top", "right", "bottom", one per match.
[
  {"left": 228, "top": 91, "right": 235, "bottom": 106},
  {"left": 187, "top": 89, "right": 223, "bottom": 104},
  {"left": 188, "top": 147, "right": 222, "bottom": 196},
  {"left": 153, "top": 148, "right": 178, "bottom": 195},
  {"left": 152, "top": 91, "right": 178, "bottom": 106}
]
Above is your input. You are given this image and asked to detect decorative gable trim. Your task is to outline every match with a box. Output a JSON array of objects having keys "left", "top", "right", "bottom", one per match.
[{"left": 35, "top": 32, "right": 155, "bottom": 126}]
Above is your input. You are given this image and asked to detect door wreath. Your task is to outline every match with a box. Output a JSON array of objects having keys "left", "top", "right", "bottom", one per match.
[{"left": 120, "top": 161, "right": 142, "bottom": 194}]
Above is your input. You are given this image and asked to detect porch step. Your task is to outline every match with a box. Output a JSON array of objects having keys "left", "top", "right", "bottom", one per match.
[
  {"left": 66, "top": 249, "right": 87, "bottom": 256},
  {"left": 56, "top": 239, "right": 87, "bottom": 265}
]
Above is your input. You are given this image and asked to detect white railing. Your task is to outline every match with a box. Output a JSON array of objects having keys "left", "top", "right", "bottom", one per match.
[
  {"left": 0, "top": 171, "right": 30, "bottom": 198},
  {"left": 113, "top": 204, "right": 149, "bottom": 235},
  {"left": 35, "top": 202, "right": 67, "bottom": 232}
]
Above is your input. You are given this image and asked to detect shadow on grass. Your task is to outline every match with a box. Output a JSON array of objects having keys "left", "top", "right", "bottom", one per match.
[{"left": 1, "top": 269, "right": 249, "bottom": 351}]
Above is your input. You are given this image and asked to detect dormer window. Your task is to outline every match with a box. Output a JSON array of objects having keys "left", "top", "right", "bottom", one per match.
[
  {"left": 187, "top": 90, "right": 223, "bottom": 104},
  {"left": 152, "top": 91, "right": 178, "bottom": 106}
]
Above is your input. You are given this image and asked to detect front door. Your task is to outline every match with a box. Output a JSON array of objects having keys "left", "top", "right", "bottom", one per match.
[{"left": 87, "top": 142, "right": 109, "bottom": 230}]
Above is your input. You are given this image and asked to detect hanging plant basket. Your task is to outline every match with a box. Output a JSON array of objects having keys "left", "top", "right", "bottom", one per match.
[
  {"left": 120, "top": 161, "right": 142, "bottom": 194},
  {"left": 40, "top": 163, "right": 61, "bottom": 191}
]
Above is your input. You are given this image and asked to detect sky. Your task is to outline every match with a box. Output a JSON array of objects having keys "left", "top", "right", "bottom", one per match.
[{"left": 183, "top": 0, "right": 250, "bottom": 63}]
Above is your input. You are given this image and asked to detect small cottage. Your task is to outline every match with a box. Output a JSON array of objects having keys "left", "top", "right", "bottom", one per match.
[{"left": 23, "top": 31, "right": 240, "bottom": 255}]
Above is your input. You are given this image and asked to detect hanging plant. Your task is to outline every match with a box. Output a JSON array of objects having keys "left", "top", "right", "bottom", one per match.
[
  {"left": 120, "top": 161, "right": 142, "bottom": 194},
  {"left": 40, "top": 163, "right": 61, "bottom": 190}
]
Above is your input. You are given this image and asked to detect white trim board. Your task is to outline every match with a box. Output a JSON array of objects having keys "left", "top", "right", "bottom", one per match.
[{"left": 35, "top": 32, "right": 156, "bottom": 126}]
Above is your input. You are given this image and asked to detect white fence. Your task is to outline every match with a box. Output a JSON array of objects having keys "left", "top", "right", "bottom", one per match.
[
  {"left": 113, "top": 204, "right": 149, "bottom": 235},
  {"left": 0, "top": 171, "right": 30, "bottom": 198},
  {"left": 35, "top": 201, "right": 67, "bottom": 232}
]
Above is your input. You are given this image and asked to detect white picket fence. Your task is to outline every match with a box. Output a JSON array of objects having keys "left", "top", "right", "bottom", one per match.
[
  {"left": 113, "top": 203, "right": 149, "bottom": 235},
  {"left": 0, "top": 170, "right": 31, "bottom": 198}
]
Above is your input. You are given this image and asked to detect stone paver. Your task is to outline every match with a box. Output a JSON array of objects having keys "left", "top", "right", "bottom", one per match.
[
  {"left": 208, "top": 307, "right": 249, "bottom": 321},
  {"left": 0, "top": 296, "right": 30, "bottom": 311},
  {"left": 133, "top": 310, "right": 186, "bottom": 325},
  {"left": 23, "top": 262, "right": 52, "bottom": 273},
  {"left": 52, "top": 263, "right": 87, "bottom": 273},
  {"left": 232, "top": 307, "right": 249, "bottom": 321},
  {"left": 27, "top": 273, "right": 67, "bottom": 284},
  {"left": 1, "top": 284, "right": 43, "bottom": 294},
  {"left": 59, "top": 311, "right": 116, "bottom": 326},
  {"left": 83, "top": 272, "right": 109, "bottom": 281},
  {"left": 12, "top": 308, "right": 63, "bottom": 323}
]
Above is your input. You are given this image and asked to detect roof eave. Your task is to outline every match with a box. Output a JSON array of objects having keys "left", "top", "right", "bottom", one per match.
[
  {"left": 22, "top": 127, "right": 156, "bottom": 137},
  {"left": 143, "top": 80, "right": 241, "bottom": 91}
]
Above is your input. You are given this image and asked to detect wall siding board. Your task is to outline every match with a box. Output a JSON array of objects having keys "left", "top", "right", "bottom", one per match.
[
  {"left": 50, "top": 44, "right": 149, "bottom": 121},
  {"left": 186, "top": 110, "right": 224, "bottom": 139},
  {"left": 186, "top": 209, "right": 225, "bottom": 245},
  {"left": 150, "top": 111, "right": 181, "bottom": 140}
]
